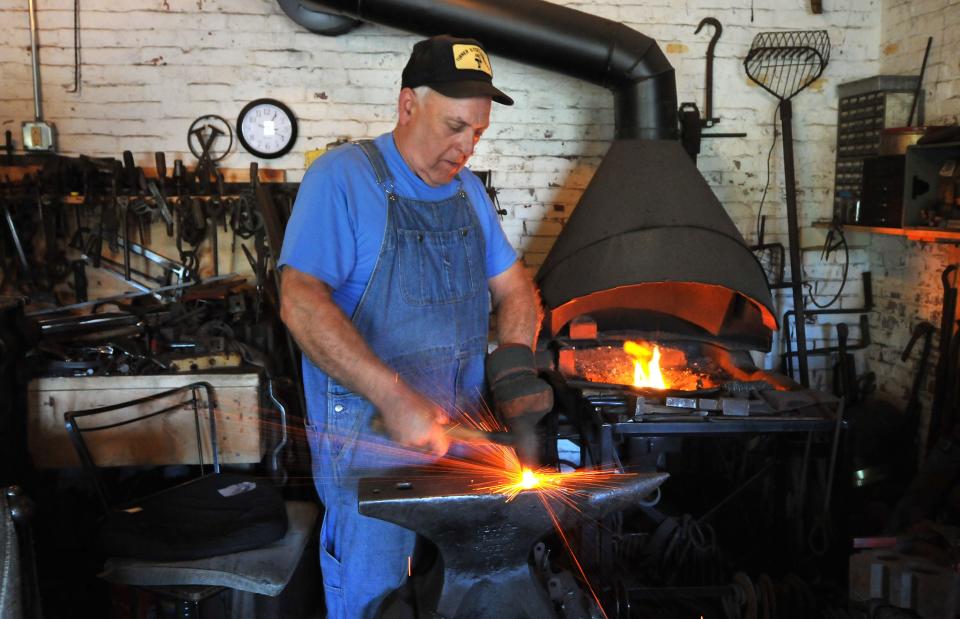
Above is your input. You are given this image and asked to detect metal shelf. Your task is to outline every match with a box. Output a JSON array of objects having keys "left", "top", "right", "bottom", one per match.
[{"left": 815, "top": 220, "right": 960, "bottom": 243}]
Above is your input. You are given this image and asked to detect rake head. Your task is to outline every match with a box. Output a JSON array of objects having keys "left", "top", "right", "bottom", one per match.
[{"left": 745, "top": 30, "right": 831, "bottom": 102}]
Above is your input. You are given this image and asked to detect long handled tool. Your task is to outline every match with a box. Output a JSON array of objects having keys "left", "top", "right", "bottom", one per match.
[
  {"left": 902, "top": 321, "right": 936, "bottom": 472},
  {"left": 446, "top": 424, "right": 517, "bottom": 447},
  {"left": 371, "top": 415, "right": 516, "bottom": 447},
  {"left": 695, "top": 17, "right": 722, "bottom": 128},
  {"left": 745, "top": 31, "right": 831, "bottom": 387},
  {"left": 929, "top": 265, "right": 958, "bottom": 453}
]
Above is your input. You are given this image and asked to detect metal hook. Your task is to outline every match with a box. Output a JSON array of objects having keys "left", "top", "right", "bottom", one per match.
[
  {"left": 694, "top": 17, "right": 723, "bottom": 127},
  {"left": 943, "top": 264, "right": 958, "bottom": 289},
  {"left": 695, "top": 17, "right": 722, "bottom": 42}
]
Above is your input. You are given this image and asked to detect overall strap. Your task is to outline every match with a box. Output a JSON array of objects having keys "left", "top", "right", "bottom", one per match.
[{"left": 355, "top": 140, "right": 395, "bottom": 192}]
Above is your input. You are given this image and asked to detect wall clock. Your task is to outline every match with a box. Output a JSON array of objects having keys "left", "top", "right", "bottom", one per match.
[{"left": 236, "top": 98, "right": 298, "bottom": 159}]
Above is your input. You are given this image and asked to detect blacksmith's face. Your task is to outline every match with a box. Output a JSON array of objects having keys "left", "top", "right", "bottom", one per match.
[{"left": 397, "top": 88, "right": 491, "bottom": 187}]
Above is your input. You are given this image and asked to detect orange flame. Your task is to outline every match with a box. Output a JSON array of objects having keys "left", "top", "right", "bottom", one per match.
[{"left": 624, "top": 341, "right": 666, "bottom": 389}]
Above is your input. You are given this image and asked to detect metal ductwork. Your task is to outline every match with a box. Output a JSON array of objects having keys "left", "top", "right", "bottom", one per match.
[
  {"left": 278, "top": 0, "right": 677, "bottom": 140},
  {"left": 277, "top": 0, "right": 361, "bottom": 36}
]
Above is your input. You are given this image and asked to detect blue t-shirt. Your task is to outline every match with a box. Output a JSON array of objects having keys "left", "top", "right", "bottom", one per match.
[{"left": 279, "top": 132, "right": 517, "bottom": 318}]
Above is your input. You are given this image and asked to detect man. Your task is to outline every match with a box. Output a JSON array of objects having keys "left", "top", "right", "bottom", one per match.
[{"left": 279, "top": 35, "right": 550, "bottom": 618}]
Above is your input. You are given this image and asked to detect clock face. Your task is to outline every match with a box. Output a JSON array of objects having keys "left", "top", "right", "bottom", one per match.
[{"left": 236, "top": 98, "right": 298, "bottom": 159}]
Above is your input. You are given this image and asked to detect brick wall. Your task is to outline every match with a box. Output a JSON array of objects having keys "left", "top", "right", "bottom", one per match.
[
  {"left": 862, "top": 0, "right": 960, "bottom": 447},
  {"left": 1, "top": 0, "right": 888, "bottom": 389}
]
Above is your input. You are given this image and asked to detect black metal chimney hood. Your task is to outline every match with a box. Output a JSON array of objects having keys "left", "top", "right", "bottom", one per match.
[
  {"left": 284, "top": 0, "right": 778, "bottom": 350},
  {"left": 536, "top": 139, "right": 777, "bottom": 350}
]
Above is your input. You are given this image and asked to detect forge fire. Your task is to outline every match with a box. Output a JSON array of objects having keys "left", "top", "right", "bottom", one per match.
[{"left": 565, "top": 340, "right": 726, "bottom": 391}]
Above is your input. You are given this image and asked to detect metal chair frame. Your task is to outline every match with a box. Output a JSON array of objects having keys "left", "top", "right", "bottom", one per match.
[{"left": 63, "top": 381, "right": 221, "bottom": 512}]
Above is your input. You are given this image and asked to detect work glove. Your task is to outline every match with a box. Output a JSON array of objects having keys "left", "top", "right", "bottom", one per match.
[{"left": 486, "top": 344, "right": 554, "bottom": 467}]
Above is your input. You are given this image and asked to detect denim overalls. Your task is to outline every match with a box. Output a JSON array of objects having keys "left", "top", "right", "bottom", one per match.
[{"left": 306, "top": 140, "right": 489, "bottom": 618}]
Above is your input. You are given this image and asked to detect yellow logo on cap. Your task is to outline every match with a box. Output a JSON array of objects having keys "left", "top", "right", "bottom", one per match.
[{"left": 452, "top": 44, "right": 492, "bottom": 77}]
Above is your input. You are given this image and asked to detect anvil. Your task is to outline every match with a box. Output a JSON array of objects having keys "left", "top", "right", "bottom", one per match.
[{"left": 359, "top": 470, "right": 669, "bottom": 618}]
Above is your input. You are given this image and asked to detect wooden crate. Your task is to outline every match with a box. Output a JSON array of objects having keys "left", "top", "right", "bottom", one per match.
[{"left": 27, "top": 373, "right": 263, "bottom": 469}]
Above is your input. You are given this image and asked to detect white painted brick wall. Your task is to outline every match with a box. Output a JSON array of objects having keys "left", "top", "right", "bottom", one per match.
[{"left": 0, "top": 0, "right": 905, "bottom": 391}]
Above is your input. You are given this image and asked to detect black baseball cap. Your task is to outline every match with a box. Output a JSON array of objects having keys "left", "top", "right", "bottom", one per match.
[{"left": 401, "top": 35, "right": 514, "bottom": 106}]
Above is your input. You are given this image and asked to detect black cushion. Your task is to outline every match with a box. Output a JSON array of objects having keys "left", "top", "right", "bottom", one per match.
[{"left": 99, "top": 473, "right": 288, "bottom": 561}]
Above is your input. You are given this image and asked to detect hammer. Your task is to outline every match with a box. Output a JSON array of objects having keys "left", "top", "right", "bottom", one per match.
[
  {"left": 371, "top": 416, "right": 516, "bottom": 447},
  {"left": 445, "top": 424, "right": 516, "bottom": 447}
]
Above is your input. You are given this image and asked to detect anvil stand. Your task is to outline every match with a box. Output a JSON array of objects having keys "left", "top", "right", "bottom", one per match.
[{"left": 359, "top": 470, "right": 669, "bottom": 618}]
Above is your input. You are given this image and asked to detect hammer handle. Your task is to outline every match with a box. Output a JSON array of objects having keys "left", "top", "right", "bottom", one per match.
[
  {"left": 446, "top": 424, "right": 505, "bottom": 444},
  {"left": 370, "top": 416, "right": 513, "bottom": 446}
]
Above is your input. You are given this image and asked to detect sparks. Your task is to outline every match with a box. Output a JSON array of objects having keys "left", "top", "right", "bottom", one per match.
[
  {"left": 519, "top": 469, "right": 539, "bottom": 489},
  {"left": 309, "top": 398, "right": 621, "bottom": 619}
]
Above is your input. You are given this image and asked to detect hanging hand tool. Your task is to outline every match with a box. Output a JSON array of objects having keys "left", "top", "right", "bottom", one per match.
[
  {"left": 902, "top": 322, "right": 936, "bottom": 419},
  {"left": 140, "top": 168, "right": 173, "bottom": 238},
  {"left": 66, "top": 0, "right": 80, "bottom": 93},
  {"left": 71, "top": 260, "right": 88, "bottom": 303},
  {"left": 241, "top": 233, "right": 267, "bottom": 322},
  {"left": 121, "top": 150, "right": 141, "bottom": 193},
  {"left": 121, "top": 195, "right": 132, "bottom": 282},
  {"left": 929, "top": 264, "right": 958, "bottom": 453},
  {"left": 36, "top": 189, "right": 67, "bottom": 288},
  {"left": 175, "top": 197, "right": 206, "bottom": 280},
  {"left": 678, "top": 18, "right": 745, "bottom": 160},
  {"left": 835, "top": 322, "right": 854, "bottom": 403},
  {"left": 206, "top": 173, "right": 227, "bottom": 277},
  {"left": 130, "top": 171, "right": 151, "bottom": 247},
  {"left": 150, "top": 152, "right": 175, "bottom": 235},
  {"left": 3, "top": 131, "right": 14, "bottom": 164},
  {"left": 907, "top": 37, "right": 933, "bottom": 127},
  {"left": 902, "top": 321, "right": 936, "bottom": 470},
  {"left": 173, "top": 159, "right": 185, "bottom": 198},
  {"left": 155, "top": 151, "right": 167, "bottom": 193},
  {"left": 695, "top": 17, "right": 722, "bottom": 128},
  {"left": 944, "top": 318, "right": 960, "bottom": 442},
  {"left": 745, "top": 30, "right": 831, "bottom": 387},
  {"left": 2, "top": 203, "right": 35, "bottom": 286}
]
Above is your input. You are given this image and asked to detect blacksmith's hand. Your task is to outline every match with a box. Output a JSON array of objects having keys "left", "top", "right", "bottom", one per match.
[
  {"left": 380, "top": 389, "right": 451, "bottom": 457},
  {"left": 486, "top": 344, "right": 553, "bottom": 468}
]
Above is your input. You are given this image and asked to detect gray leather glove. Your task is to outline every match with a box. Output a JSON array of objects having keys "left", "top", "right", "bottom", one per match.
[{"left": 486, "top": 344, "right": 553, "bottom": 467}]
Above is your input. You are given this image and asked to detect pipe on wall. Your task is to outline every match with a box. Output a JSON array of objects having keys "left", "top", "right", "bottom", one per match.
[
  {"left": 277, "top": 0, "right": 360, "bottom": 36},
  {"left": 279, "top": 0, "right": 678, "bottom": 139}
]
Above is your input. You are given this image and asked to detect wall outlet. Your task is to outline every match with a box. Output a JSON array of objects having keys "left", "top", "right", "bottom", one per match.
[{"left": 22, "top": 121, "right": 56, "bottom": 152}]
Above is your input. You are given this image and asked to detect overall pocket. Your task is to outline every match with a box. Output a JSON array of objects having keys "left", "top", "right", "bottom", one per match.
[
  {"left": 325, "top": 391, "right": 369, "bottom": 462},
  {"left": 318, "top": 512, "right": 344, "bottom": 615},
  {"left": 397, "top": 225, "right": 483, "bottom": 305}
]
